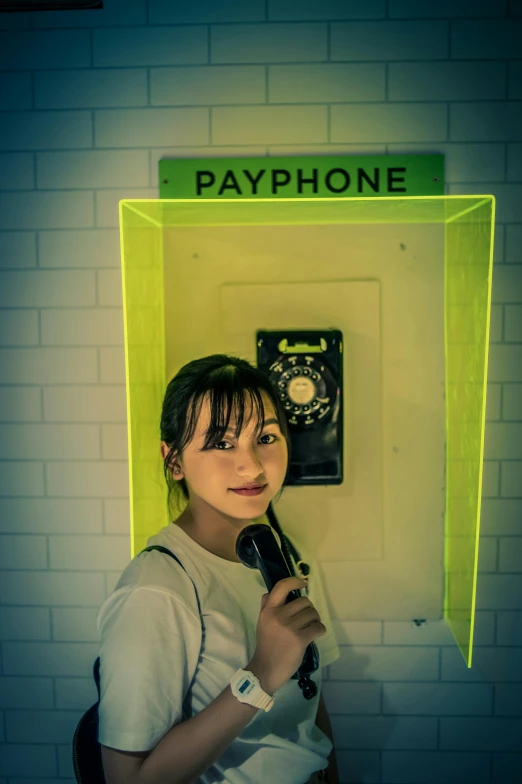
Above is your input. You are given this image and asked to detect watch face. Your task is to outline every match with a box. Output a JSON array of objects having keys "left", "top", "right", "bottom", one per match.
[
  {"left": 237, "top": 675, "right": 257, "bottom": 697},
  {"left": 239, "top": 679, "right": 252, "bottom": 694}
]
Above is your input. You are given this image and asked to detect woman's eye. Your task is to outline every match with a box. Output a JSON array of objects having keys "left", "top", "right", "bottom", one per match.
[{"left": 214, "top": 434, "right": 279, "bottom": 450}]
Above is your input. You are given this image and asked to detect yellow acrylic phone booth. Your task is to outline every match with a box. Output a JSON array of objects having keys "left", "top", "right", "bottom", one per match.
[{"left": 118, "top": 195, "right": 495, "bottom": 669}]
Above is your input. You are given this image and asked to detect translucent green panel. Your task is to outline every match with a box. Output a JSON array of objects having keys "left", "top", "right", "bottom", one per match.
[
  {"left": 119, "top": 206, "right": 167, "bottom": 555},
  {"left": 119, "top": 195, "right": 495, "bottom": 667},
  {"left": 121, "top": 195, "right": 492, "bottom": 228},
  {"left": 444, "top": 199, "right": 495, "bottom": 668}
]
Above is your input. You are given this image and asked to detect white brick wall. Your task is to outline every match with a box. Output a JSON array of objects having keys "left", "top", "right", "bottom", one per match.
[{"left": 0, "top": 0, "right": 521, "bottom": 781}]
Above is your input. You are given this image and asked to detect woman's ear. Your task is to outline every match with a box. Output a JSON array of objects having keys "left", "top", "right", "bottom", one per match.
[
  {"left": 160, "top": 442, "right": 182, "bottom": 478},
  {"left": 160, "top": 441, "right": 169, "bottom": 461}
]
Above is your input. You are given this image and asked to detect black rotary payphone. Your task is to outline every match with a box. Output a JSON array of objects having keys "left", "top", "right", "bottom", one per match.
[
  {"left": 236, "top": 329, "right": 343, "bottom": 700},
  {"left": 257, "top": 328, "right": 343, "bottom": 486}
]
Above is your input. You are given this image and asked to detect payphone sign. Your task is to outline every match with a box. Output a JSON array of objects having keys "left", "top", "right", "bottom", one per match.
[{"left": 159, "top": 155, "right": 444, "bottom": 199}]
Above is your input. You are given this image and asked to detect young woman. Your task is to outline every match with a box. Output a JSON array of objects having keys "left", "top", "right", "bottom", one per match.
[{"left": 97, "top": 354, "right": 341, "bottom": 784}]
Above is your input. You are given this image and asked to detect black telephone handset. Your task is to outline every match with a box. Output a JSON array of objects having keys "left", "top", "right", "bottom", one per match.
[{"left": 236, "top": 523, "right": 319, "bottom": 700}]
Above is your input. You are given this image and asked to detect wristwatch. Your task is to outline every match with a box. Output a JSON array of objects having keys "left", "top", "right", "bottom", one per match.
[{"left": 230, "top": 668, "right": 275, "bottom": 712}]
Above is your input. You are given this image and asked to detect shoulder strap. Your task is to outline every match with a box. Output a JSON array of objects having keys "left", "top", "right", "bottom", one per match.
[
  {"left": 138, "top": 545, "right": 203, "bottom": 620},
  {"left": 93, "top": 544, "right": 204, "bottom": 720},
  {"left": 138, "top": 545, "right": 204, "bottom": 623},
  {"left": 137, "top": 545, "right": 204, "bottom": 721}
]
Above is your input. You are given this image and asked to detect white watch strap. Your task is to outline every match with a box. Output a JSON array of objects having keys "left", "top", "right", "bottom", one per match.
[{"left": 230, "top": 668, "right": 275, "bottom": 712}]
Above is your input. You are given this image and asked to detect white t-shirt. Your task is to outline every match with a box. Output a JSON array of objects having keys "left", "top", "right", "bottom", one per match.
[{"left": 97, "top": 521, "right": 341, "bottom": 784}]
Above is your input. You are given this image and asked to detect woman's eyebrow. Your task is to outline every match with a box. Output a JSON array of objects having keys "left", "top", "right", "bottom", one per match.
[{"left": 222, "top": 417, "right": 279, "bottom": 433}]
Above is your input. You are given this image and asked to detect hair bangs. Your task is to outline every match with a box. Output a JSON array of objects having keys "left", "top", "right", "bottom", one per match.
[{"left": 188, "top": 369, "right": 268, "bottom": 451}]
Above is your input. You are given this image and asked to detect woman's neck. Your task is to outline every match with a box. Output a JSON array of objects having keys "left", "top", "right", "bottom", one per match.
[{"left": 176, "top": 508, "right": 242, "bottom": 563}]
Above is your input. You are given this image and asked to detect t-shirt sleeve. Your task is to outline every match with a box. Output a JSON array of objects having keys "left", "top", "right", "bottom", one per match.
[
  {"left": 288, "top": 534, "right": 341, "bottom": 670},
  {"left": 97, "top": 585, "right": 202, "bottom": 752}
]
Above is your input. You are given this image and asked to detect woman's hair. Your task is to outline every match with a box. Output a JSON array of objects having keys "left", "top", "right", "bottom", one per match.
[{"left": 160, "top": 353, "right": 293, "bottom": 517}]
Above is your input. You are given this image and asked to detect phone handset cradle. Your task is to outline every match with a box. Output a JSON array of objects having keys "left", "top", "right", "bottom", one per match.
[{"left": 236, "top": 523, "right": 319, "bottom": 700}]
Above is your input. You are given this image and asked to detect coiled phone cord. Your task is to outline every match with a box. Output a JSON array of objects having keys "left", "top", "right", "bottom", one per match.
[{"left": 265, "top": 501, "right": 311, "bottom": 585}]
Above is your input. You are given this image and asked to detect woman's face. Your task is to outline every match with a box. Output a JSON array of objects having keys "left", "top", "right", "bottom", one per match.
[{"left": 160, "top": 391, "right": 289, "bottom": 524}]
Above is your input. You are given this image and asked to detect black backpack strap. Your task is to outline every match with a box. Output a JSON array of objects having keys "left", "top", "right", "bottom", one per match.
[
  {"left": 137, "top": 545, "right": 202, "bottom": 604},
  {"left": 138, "top": 545, "right": 202, "bottom": 609},
  {"left": 138, "top": 545, "right": 204, "bottom": 721},
  {"left": 140, "top": 544, "right": 185, "bottom": 562},
  {"left": 93, "top": 656, "right": 101, "bottom": 701},
  {"left": 94, "top": 544, "right": 204, "bottom": 708},
  {"left": 137, "top": 544, "right": 204, "bottom": 632}
]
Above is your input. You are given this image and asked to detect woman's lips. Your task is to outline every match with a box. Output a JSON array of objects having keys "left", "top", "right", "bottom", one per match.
[{"left": 230, "top": 485, "right": 267, "bottom": 496}]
